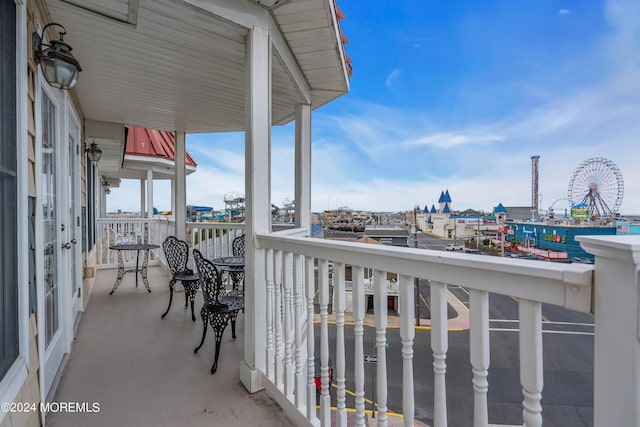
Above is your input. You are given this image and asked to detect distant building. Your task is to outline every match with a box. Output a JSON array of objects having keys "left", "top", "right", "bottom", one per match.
[
  {"left": 505, "top": 222, "right": 616, "bottom": 261},
  {"left": 416, "top": 190, "right": 498, "bottom": 239},
  {"left": 364, "top": 225, "right": 410, "bottom": 246},
  {"left": 500, "top": 206, "right": 537, "bottom": 221}
]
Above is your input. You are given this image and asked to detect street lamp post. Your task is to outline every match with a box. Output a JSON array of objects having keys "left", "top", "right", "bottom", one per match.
[{"left": 477, "top": 212, "right": 481, "bottom": 250}]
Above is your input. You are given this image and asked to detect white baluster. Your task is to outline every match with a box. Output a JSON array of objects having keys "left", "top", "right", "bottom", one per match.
[
  {"left": 265, "top": 248, "right": 275, "bottom": 381},
  {"left": 519, "top": 299, "right": 543, "bottom": 427},
  {"left": 431, "top": 281, "right": 448, "bottom": 427},
  {"left": 334, "top": 262, "right": 347, "bottom": 427},
  {"left": 284, "top": 252, "right": 295, "bottom": 399},
  {"left": 399, "top": 275, "right": 415, "bottom": 427},
  {"left": 208, "top": 227, "right": 213, "bottom": 257},
  {"left": 374, "top": 270, "right": 388, "bottom": 426},
  {"left": 318, "top": 259, "right": 331, "bottom": 426},
  {"left": 470, "top": 289, "right": 489, "bottom": 427},
  {"left": 305, "top": 256, "right": 318, "bottom": 423},
  {"left": 216, "top": 227, "right": 221, "bottom": 257},
  {"left": 205, "top": 229, "right": 211, "bottom": 258},
  {"left": 353, "top": 266, "right": 366, "bottom": 426},
  {"left": 294, "top": 254, "right": 305, "bottom": 409},
  {"left": 274, "top": 250, "right": 284, "bottom": 389}
]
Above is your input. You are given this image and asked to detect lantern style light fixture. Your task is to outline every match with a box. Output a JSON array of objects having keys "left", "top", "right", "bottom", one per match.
[
  {"left": 33, "top": 23, "right": 82, "bottom": 90},
  {"left": 85, "top": 140, "right": 102, "bottom": 163},
  {"left": 102, "top": 180, "right": 111, "bottom": 195}
]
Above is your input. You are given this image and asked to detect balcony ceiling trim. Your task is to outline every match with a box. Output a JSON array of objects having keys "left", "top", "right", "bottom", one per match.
[{"left": 46, "top": 0, "right": 346, "bottom": 134}]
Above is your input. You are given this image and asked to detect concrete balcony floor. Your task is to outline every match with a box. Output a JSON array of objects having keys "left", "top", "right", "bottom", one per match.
[{"left": 47, "top": 266, "right": 295, "bottom": 427}]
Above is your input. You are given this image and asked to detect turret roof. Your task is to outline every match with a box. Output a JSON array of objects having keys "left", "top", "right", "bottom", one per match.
[{"left": 495, "top": 203, "right": 507, "bottom": 213}]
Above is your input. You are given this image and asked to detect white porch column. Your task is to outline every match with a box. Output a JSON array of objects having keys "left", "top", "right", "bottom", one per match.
[
  {"left": 170, "top": 179, "right": 176, "bottom": 220},
  {"left": 240, "top": 25, "right": 271, "bottom": 393},
  {"left": 174, "top": 132, "right": 187, "bottom": 240},
  {"left": 140, "top": 179, "right": 146, "bottom": 217},
  {"left": 101, "top": 181, "right": 107, "bottom": 217},
  {"left": 294, "top": 104, "right": 311, "bottom": 230},
  {"left": 577, "top": 235, "right": 640, "bottom": 427},
  {"left": 146, "top": 170, "right": 153, "bottom": 218}
]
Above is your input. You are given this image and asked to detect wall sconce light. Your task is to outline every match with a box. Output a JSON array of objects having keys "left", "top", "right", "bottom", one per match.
[
  {"left": 33, "top": 22, "right": 82, "bottom": 90},
  {"left": 102, "top": 180, "right": 111, "bottom": 194},
  {"left": 85, "top": 141, "right": 102, "bottom": 162}
]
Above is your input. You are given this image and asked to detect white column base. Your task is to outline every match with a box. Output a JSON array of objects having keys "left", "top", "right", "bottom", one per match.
[{"left": 240, "top": 360, "right": 264, "bottom": 393}]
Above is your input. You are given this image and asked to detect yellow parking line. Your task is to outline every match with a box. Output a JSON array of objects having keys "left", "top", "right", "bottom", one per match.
[
  {"left": 332, "top": 383, "right": 372, "bottom": 404},
  {"left": 313, "top": 320, "right": 433, "bottom": 331},
  {"left": 324, "top": 383, "right": 413, "bottom": 418},
  {"left": 314, "top": 405, "right": 405, "bottom": 418}
]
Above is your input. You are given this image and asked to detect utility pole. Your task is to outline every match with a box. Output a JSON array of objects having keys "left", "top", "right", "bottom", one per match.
[
  {"left": 413, "top": 205, "right": 420, "bottom": 326},
  {"left": 498, "top": 213, "right": 505, "bottom": 256},
  {"left": 477, "top": 211, "right": 481, "bottom": 250}
]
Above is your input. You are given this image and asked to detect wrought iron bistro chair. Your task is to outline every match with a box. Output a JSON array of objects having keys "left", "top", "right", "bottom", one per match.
[
  {"left": 161, "top": 236, "right": 200, "bottom": 321},
  {"left": 192, "top": 249, "right": 244, "bottom": 374},
  {"left": 227, "top": 234, "right": 245, "bottom": 293},
  {"left": 232, "top": 233, "right": 245, "bottom": 256}
]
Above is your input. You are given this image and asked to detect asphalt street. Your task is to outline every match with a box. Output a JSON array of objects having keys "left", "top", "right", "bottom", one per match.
[
  {"left": 314, "top": 230, "right": 594, "bottom": 426},
  {"left": 316, "top": 300, "right": 594, "bottom": 427}
]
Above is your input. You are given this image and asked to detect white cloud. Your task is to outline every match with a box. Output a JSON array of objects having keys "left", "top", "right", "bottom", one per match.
[
  {"left": 385, "top": 69, "right": 402, "bottom": 94},
  {"left": 404, "top": 132, "right": 504, "bottom": 148},
  {"left": 558, "top": 9, "right": 571, "bottom": 15}
]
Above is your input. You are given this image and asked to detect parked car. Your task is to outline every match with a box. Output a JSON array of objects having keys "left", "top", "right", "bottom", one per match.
[
  {"left": 445, "top": 243, "right": 464, "bottom": 251},
  {"left": 570, "top": 257, "right": 594, "bottom": 264},
  {"left": 314, "top": 356, "right": 333, "bottom": 394}
]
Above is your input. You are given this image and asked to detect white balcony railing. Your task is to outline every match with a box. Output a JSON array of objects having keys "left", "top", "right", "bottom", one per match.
[
  {"left": 255, "top": 232, "right": 638, "bottom": 427},
  {"left": 96, "top": 217, "right": 160, "bottom": 267},
  {"left": 188, "top": 222, "right": 245, "bottom": 260},
  {"left": 96, "top": 217, "right": 244, "bottom": 269}
]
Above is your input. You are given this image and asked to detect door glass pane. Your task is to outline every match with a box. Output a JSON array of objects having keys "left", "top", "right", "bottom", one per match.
[
  {"left": 69, "top": 133, "right": 78, "bottom": 297},
  {"left": 42, "top": 89, "right": 58, "bottom": 347}
]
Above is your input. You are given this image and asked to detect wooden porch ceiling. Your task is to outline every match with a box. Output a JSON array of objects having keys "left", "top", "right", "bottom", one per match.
[{"left": 44, "top": 0, "right": 350, "bottom": 135}]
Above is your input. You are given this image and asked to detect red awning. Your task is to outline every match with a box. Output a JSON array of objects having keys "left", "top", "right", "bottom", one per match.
[{"left": 125, "top": 126, "right": 197, "bottom": 168}]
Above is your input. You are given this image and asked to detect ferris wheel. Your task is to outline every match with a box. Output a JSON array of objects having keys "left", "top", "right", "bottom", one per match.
[{"left": 567, "top": 157, "right": 624, "bottom": 218}]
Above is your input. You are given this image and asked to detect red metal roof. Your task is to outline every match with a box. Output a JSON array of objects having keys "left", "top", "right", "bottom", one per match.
[
  {"left": 125, "top": 126, "right": 197, "bottom": 168},
  {"left": 335, "top": 1, "right": 352, "bottom": 78}
]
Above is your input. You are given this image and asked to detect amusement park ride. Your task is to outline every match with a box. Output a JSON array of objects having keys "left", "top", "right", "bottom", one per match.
[
  {"left": 567, "top": 157, "right": 624, "bottom": 219},
  {"left": 539, "top": 157, "right": 624, "bottom": 221}
]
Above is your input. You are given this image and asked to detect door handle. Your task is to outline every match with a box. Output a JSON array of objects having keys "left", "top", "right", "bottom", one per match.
[
  {"left": 62, "top": 242, "right": 72, "bottom": 250},
  {"left": 71, "top": 238, "right": 77, "bottom": 245}
]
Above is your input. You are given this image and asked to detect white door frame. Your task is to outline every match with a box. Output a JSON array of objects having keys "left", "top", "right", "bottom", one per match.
[
  {"left": 65, "top": 100, "right": 82, "bottom": 329},
  {"left": 35, "top": 77, "right": 80, "bottom": 402}
]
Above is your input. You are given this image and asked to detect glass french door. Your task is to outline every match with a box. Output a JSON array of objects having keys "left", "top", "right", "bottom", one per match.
[
  {"left": 67, "top": 110, "right": 81, "bottom": 321},
  {"left": 41, "top": 87, "right": 64, "bottom": 396},
  {"left": 40, "top": 87, "right": 81, "bottom": 397}
]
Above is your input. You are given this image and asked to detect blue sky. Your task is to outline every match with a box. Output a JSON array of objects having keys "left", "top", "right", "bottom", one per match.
[{"left": 109, "top": 0, "right": 640, "bottom": 215}]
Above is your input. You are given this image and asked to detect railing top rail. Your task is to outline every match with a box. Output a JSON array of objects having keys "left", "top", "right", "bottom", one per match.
[
  {"left": 187, "top": 222, "right": 245, "bottom": 230},
  {"left": 271, "top": 226, "right": 308, "bottom": 237},
  {"left": 257, "top": 233, "right": 594, "bottom": 313},
  {"left": 97, "top": 217, "right": 246, "bottom": 229},
  {"left": 97, "top": 217, "right": 156, "bottom": 223}
]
